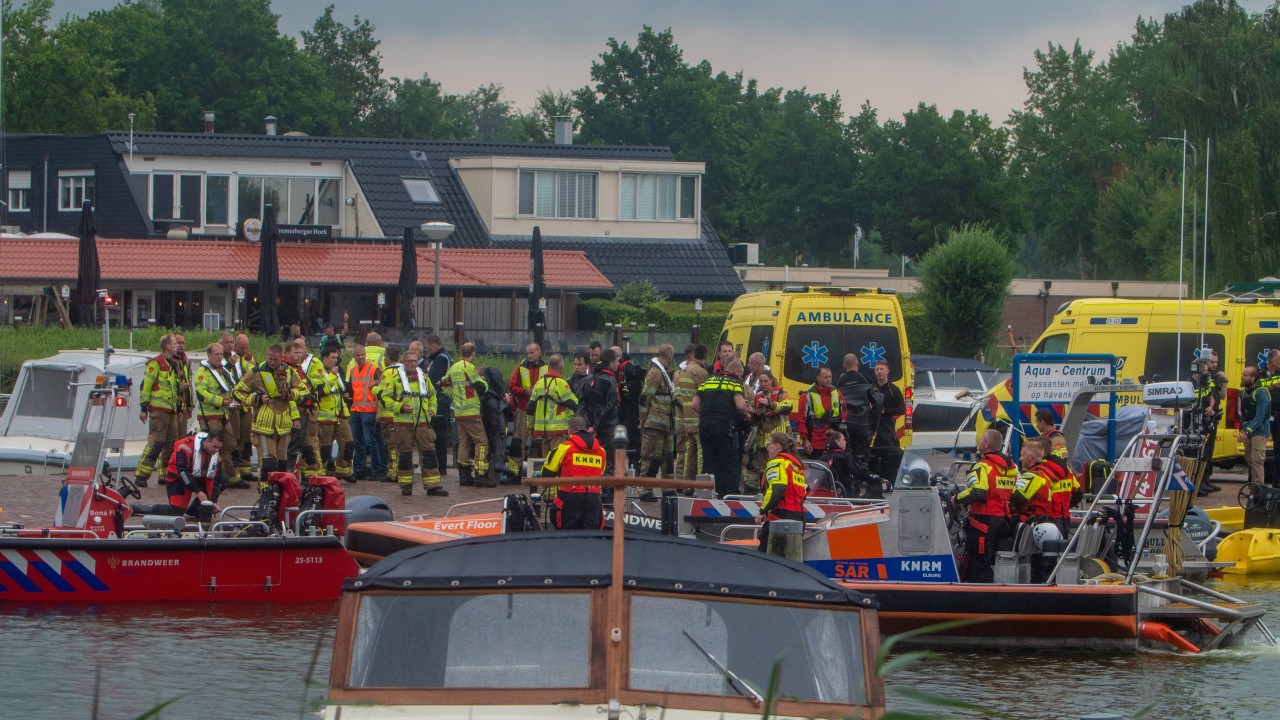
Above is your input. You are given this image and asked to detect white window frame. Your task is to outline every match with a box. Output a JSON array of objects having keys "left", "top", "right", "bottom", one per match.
[
  {"left": 620, "top": 172, "right": 698, "bottom": 222},
  {"left": 518, "top": 170, "right": 597, "bottom": 219},
  {"left": 8, "top": 170, "right": 31, "bottom": 212},
  {"left": 58, "top": 170, "right": 95, "bottom": 212},
  {"left": 236, "top": 175, "right": 342, "bottom": 227}
]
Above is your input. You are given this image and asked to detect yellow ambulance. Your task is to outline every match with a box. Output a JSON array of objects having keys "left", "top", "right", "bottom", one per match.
[
  {"left": 978, "top": 297, "right": 1280, "bottom": 462},
  {"left": 720, "top": 286, "right": 914, "bottom": 446}
]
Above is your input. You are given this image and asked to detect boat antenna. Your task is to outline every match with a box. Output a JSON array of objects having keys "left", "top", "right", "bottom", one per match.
[
  {"left": 1200, "top": 138, "right": 1210, "bottom": 352},
  {"left": 1160, "top": 132, "right": 1193, "bottom": 378}
]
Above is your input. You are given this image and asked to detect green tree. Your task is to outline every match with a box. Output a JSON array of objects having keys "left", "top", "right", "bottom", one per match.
[
  {"left": 917, "top": 225, "right": 1013, "bottom": 358},
  {"left": 447, "top": 83, "right": 524, "bottom": 142},
  {"left": 744, "top": 89, "right": 856, "bottom": 266},
  {"left": 363, "top": 73, "right": 466, "bottom": 139},
  {"left": 853, "top": 103, "right": 1023, "bottom": 261},
  {"left": 1010, "top": 41, "right": 1142, "bottom": 278},
  {"left": 301, "top": 5, "right": 388, "bottom": 134},
  {"left": 1, "top": 0, "right": 154, "bottom": 133}
]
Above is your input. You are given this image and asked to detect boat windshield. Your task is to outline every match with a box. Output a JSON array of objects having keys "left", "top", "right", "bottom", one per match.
[
  {"left": 347, "top": 592, "right": 591, "bottom": 689},
  {"left": 629, "top": 594, "right": 868, "bottom": 705}
]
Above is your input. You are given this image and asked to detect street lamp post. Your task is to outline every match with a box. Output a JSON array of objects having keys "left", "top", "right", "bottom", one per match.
[
  {"left": 693, "top": 298, "right": 703, "bottom": 344},
  {"left": 420, "top": 222, "right": 456, "bottom": 334}
]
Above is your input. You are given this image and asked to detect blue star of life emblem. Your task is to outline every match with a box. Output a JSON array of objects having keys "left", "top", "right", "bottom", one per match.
[
  {"left": 1260, "top": 348, "right": 1272, "bottom": 367},
  {"left": 860, "top": 341, "right": 887, "bottom": 367},
  {"left": 761, "top": 337, "right": 771, "bottom": 357},
  {"left": 801, "top": 341, "right": 828, "bottom": 369}
]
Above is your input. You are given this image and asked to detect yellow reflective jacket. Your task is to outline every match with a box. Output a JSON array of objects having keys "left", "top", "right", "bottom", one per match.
[
  {"left": 378, "top": 363, "right": 438, "bottom": 424},
  {"left": 193, "top": 361, "right": 236, "bottom": 421},
  {"left": 528, "top": 372, "right": 577, "bottom": 437},
  {"left": 233, "top": 362, "right": 303, "bottom": 436}
]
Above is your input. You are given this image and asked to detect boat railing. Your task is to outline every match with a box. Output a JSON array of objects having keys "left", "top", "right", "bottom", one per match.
[
  {"left": 209, "top": 520, "right": 273, "bottom": 536},
  {"left": 293, "top": 508, "right": 351, "bottom": 536},
  {"left": 1138, "top": 577, "right": 1277, "bottom": 649},
  {"left": 442, "top": 497, "right": 507, "bottom": 517},
  {"left": 719, "top": 524, "right": 760, "bottom": 542},
  {"left": 817, "top": 504, "right": 892, "bottom": 529},
  {"left": 217, "top": 505, "right": 258, "bottom": 521}
]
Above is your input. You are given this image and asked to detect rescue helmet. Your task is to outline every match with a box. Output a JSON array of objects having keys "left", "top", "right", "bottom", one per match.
[{"left": 1032, "top": 522, "right": 1063, "bottom": 550}]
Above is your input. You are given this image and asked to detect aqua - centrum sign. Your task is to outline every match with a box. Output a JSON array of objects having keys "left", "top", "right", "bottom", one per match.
[{"left": 1016, "top": 358, "right": 1116, "bottom": 403}]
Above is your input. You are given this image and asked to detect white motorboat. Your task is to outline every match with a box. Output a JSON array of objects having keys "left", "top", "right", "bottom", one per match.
[{"left": 0, "top": 349, "right": 150, "bottom": 475}]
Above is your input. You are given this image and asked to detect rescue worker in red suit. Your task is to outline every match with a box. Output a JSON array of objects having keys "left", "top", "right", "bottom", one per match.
[
  {"left": 954, "top": 429, "right": 1017, "bottom": 582},
  {"left": 542, "top": 416, "right": 608, "bottom": 530},
  {"left": 796, "top": 366, "right": 845, "bottom": 460},
  {"left": 757, "top": 432, "right": 807, "bottom": 552},
  {"left": 1040, "top": 442, "right": 1081, "bottom": 536},
  {"left": 163, "top": 430, "right": 225, "bottom": 522},
  {"left": 1011, "top": 437, "right": 1058, "bottom": 583}
]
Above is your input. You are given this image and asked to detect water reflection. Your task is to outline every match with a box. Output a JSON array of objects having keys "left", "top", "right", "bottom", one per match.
[
  {"left": 887, "top": 578, "right": 1280, "bottom": 719},
  {"left": 0, "top": 602, "right": 337, "bottom": 719}
]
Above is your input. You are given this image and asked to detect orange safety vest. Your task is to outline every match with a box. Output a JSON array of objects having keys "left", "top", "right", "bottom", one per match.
[{"left": 349, "top": 361, "right": 381, "bottom": 413}]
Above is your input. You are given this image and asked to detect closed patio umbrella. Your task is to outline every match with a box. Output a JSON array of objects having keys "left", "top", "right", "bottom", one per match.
[
  {"left": 257, "top": 204, "right": 281, "bottom": 336},
  {"left": 528, "top": 225, "right": 546, "bottom": 342},
  {"left": 75, "top": 200, "right": 100, "bottom": 327},
  {"left": 399, "top": 226, "right": 417, "bottom": 331}
]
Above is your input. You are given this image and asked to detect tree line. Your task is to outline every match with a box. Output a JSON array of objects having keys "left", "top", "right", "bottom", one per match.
[{"left": 4, "top": 0, "right": 1276, "bottom": 287}]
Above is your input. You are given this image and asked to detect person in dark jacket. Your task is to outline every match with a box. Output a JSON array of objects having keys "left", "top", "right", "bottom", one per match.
[
  {"left": 478, "top": 365, "right": 510, "bottom": 487},
  {"left": 581, "top": 348, "right": 621, "bottom": 473},
  {"left": 568, "top": 352, "right": 592, "bottom": 403},
  {"left": 613, "top": 345, "right": 646, "bottom": 471},
  {"left": 872, "top": 360, "right": 905, "bottom": 448},
  {"left": 423, "top": 335, "right": 452, "bottom": 472}
]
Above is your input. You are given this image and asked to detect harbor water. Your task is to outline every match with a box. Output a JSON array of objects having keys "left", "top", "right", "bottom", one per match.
[{"left": 4, "top": 577, "right": 1279, "bottom": 718}]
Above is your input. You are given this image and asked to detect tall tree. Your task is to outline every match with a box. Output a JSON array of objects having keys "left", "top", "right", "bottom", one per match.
[
  {"left": 1, "top": 0, "right": 154, "bottom": 133},
  {"left": 918, "top": 225, "right": 1014, "bottom": 358},
  {"left": 363, "top": 73, "right": 466, "bottom": 139},
  {"left": 854, "top": 103, "right": 1023, "bottom": 260},
  {"left": 1010, "top": 41, "right": 1141, "bottom": 278},
  {"left": 301, "top": 5, "right": 388, "bottom": 134}
]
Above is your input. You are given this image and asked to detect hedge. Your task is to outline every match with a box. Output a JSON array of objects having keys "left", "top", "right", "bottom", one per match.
[{"left": 578, "top": 298, "right": 731, "bottom": 341}]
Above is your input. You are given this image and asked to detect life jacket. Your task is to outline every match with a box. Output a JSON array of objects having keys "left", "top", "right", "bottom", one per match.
[
  {"left": 799, "top": 385, "right": 843, "bottom": 449},
  {"left": 380, "top": 363, "right": 436, "bottom": 425},
  {"left": 546, "top": 432, "right": 607, "bottom": 493},
  {"left": 349, "top": 361, "right": 380, "bottom": 413},
  {"left": 761, "top": 452, "right": 806, "bottom": 519},
  {"left": 1040, "top": 455, "right": 1079, "bottom": 520},
  {"left": 163, "top": 433, "right": 220, "bottom": 509},
  {"left": 959, "top": 451, "right": 1017, "bottom": 518},
  {"left": 1013, "top": 463, "right": 1054, "bottom": 520},
  {"left": 194, "top": 360, "right": 235, "bottom": 420}
]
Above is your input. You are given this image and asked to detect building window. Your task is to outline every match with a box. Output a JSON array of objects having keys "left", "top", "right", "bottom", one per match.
[
  {"left": 237, "top": 176, "right": 341, "bottom": 227},
  {"left": 620, "top": 173, "right": 697, "bottom": 221},
  {"left": 402, "top": 178, "right": 440, "bottom": 204},
  {"left": 58, "top": 171, "right": 95, "bottom": 211},
  {"left": 7, "top": 170, "right": 30, "bottom": 212},
  {"left": 206, "top": 176, "right": 230, "bottom": 226},
  {"left": 518, "top": 170, "right": 596, "bottom": 219}
]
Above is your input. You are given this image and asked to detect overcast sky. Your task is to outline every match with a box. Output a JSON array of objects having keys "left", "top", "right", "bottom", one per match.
[{"left": 51, "top": 0, "right": 1274, "bottom": 124}]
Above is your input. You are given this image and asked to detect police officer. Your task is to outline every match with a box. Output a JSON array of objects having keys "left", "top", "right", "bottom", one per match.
[
  {"left": 955, "top": 429, "right": 1018, "bottom": 582},
  {"left": 542, "top": 416, "right": 608, "bottom": 530},
  {"left": 193, "top": 342, "right": 244, "bottom": 488},
  {"left": 757, "top": 432, "right": 806, "bottom": 552},
  {"left": 694, "top": 358, "right": 749, "bottom": 498},
  {"left": 528, "top": 354, "right": 578, "bottom": 461},
  {"left": 136, "top": 333, "right": 183, "bottom": 487}
]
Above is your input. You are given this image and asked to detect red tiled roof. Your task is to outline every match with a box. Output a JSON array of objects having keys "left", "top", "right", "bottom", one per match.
[{"left": 0, "top": 237, "right": 612, "bottom": 290}]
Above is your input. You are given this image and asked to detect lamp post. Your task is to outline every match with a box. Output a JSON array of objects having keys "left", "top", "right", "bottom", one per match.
[
  {"left": 693, "top": 298, "right": 703, "bottom": 344},
  {"left": 376, "top": 292, "right": 386, "bottom": 329},
  {"left": 1159, "top": 132, "right": 1202, "bottom": 375},
  {"left": 420, "top": 222, "right": 456, "bottom": 334}
]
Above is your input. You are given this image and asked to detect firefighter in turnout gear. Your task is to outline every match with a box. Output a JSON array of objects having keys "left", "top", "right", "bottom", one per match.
[
  {"left": 172, "top": 333, "right": 194, "bottom": 435},
  {"left": 194, "top": 342, "right": 245, "bottom": 488},
  {"left": 672, "top": 344, "right": 709, "bottom": 486},
  {"left": 527, "top": 353, "right": 578, "bottom": 460},
  {"left": 229, "top": 334, "right": 258, "bottom": 482},
  {"left": 542, "top": 416, "right": 607, "bottom": 530},
  {"left": 288, "top": 339, "right": 324, "bottom": 479},
  {"left": 955, "top": 429, "right": 1018, "bottom": 582},
  {"left": 444, "top": 342, "right": 489, "bottom": 486},
  {"left": 380, "top": 347, "right": 447, "bottom": 496},
  {"left": 638, "top": 344, "right": 677, "bottom": 499},
  {"left": 317, "top": 346, "right": 355, "bottom": 483},
  {"left": 508, "top": 342, "right": 547, "bottom": 477},
  {"left": 757, "top": 433, "right": 807, "bottom": 552},
  {"left": 742, "top": 373, "right": 792, "bottom": 494},
  {"left": 136, "top": 333, "right": 184, "bottom": 487},
  {"left": 233, "top": 344, "right": 303, "bottom": 480}
]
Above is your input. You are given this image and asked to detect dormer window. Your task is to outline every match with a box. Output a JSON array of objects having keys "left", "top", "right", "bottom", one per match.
[
  {"left": 621, "top": 173, "right": 697, "bottom": 221},
  {"left": 58, "top": 170, "right": 95, "bottom": 211},
  {"left": 518, "top": 170, "right": 596, "bottom": 219},
  {"left": 403, "top": 178, "right": 441, "bottom": 204}
]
